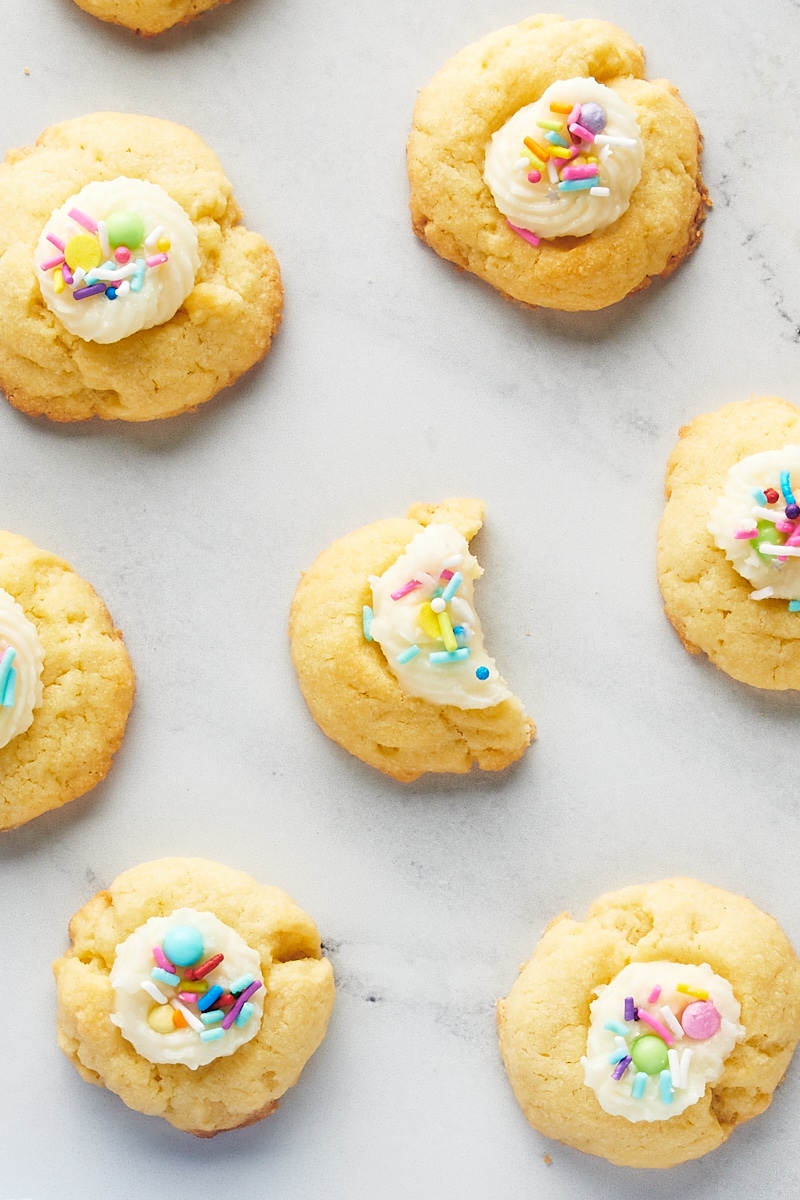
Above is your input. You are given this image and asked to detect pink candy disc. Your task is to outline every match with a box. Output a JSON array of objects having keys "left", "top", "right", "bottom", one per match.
[{"left": 680, "top": 999, "right": 721, "bottom": 1040}]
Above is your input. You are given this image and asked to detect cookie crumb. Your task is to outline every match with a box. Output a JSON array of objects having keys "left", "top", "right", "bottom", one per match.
[
  {"left": 23, "top": 67, "right": 30, "bottom": 75},
  {"left": 543, "top": 1155, "right": 552, "bottom": 1165}
]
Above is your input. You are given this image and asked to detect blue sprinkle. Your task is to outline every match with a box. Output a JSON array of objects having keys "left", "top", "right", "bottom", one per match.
[
  {"left": 151, "top": 967, "right": 180, "bottom": 987},
  {"left": 397, "top": 644, "right": 420, "bottom": 664},
  {"left": 441, "top": 572, "right": 463, "bottom": 603},
  {"left": 632, "top": 1071, "right": 647, "bottom": 1099},
  {"left": 546, "top": 131, "right": 570, "bottom": 147},
  {"left": 558, "top": 177, "right": 596, "bottom": 192},
  {"left": 230, "top": 974, "right": 255, "bottom": 994},
  {"left": 1, "top": 665, "right": 17, "bottom": 708},
  {"left": 604, "top": 1020, "right": 629, "bottom": 1037},
  {"left": 201, "top": 1010, "right": 224, "bottom": 1025},
  {"left": 362, "top": 605, "right": 374, "bottom": 642},
  {"left": 608, "top": 1048, "right": 628, "bottom": 1064},
  {"left": 106, "top": 287, "right": 117, "bottom": 300},
  {"left": 0, "top": 647, "right": 17, "bottom": 705},
  {"left": 131, "top": 260, "right": 146, "bottom": 293},
  {"left": 781, "top": 470, "right": 796, "bottom": 506},
  {"left": 235, "top": 1002, "right": 255, "bottom": 1028},
  {"left": 200, "top": 1028, "right": 226, "bottom": 1042},
  {"left": 659, "top": 1069, "right": 673, "bottom": 1104},
  {"left": 789, "top": 601, "right": 800, "bottom": 612},
  {"left": 197, "top": 985, "right": 223, "bottom": 1012},
  {"left": 751, "top": 488, "right": 768, "bottom": 506},
  {"left": 475, "top": 666, "right": 490, "bottom": 681},
  {"left": 429, "top": 648, "right": 470, "bottom": 663}
]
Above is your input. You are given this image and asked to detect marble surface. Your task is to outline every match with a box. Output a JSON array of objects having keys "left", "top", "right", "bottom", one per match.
[{"left": 1, "top": 0, "right": 800, "bottom": 1196}]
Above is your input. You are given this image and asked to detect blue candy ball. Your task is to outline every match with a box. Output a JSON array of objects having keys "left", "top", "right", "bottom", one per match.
[
  {"left": 162, "top": 924, "right": 204, "bottom": 967},
  {"left": 579, "top": 102, "right": 607, "bottom": 134},
  {"left": 105, "top": 287, "right": 117, "bottom": 300},
  {"left": 476, "top": 666, "right": 490, "bottom": 681}
]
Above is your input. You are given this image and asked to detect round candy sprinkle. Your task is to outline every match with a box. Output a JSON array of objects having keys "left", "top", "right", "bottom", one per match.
[
  {"left": 787, "top": 504, "right": 800, "bottom": 520},
  {"left": 147, "top": 1004, "right": 176, "bottom": 1034},
  {"left": 113, "top": 246, "right": 131, "bottom": 265},
  {"left": 475, "top": 666, "right": 490, "bottom": 680},
  {"left": 162, "top": 924, "right": 204, "bottom": 968},
  {"left": 680, "top": 1000, "right": 721, "bottom": 1040},
  {"left": 430, "top": 597, "right": 446, "bottom": 614},
  {"left": 106, "top": 287, "right": 118, "bottom": 301},
  {"left": 756, "top": 520, "right": 783, "bottom": 561},
  {"left": 106, "top": 210, "right": 145, "bottom": 251},
  {"left": 630, "top": 1034, "right": 669, "bottom": 1076},
  {"left": 157, "top": 237, "right": 171, "bottom": 253},
  {"left": 64, "top": 234, "right": 102, "bottom": 272},
  {"left": 765, "top": 488, "right": 780, "bottom": 504},
  {"left": 577, "top": 102, "right": 607, "bottom": 135}
]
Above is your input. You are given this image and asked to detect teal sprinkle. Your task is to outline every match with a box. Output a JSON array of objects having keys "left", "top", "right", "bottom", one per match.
[
  {"left": 1, "top": 665, "right": 17, "bottom": 709},
  {"left": 632, "top": 1071, "right": 647, "bottom": 1099},
  {"left": 397, "top": 644, "right": 420, "bottom": 664},
  {"left": 230, "top": 974, "right": 255, "bottom": 994},
  {"left": 751, "top": 488, "right": 768, "bottom": 506},
  {"left": 235, "top": 1002, "right": 255, "bottom": 1028},
  {"left": 790, "top": 601, "right": 800, "bottom": 612},
  {"left": 604, "top": 1020, "right": 629, "bottom": 1037},
  {"left": 608, "top": 1048, "right": 628, "bottom": 1064},
  {"left": 659, "top": 1069, "right": 673, "bottom": 1104},
  {"left": 200, "top": 1010, "right": 224, "bottom": 1025},
  {"left": 200, "top": 1028, "right": 226, "bottom": 1042},
  {"left": 558, "top": 177, "right": 597, "bottom": 192},
  {"left": 362, "top": 605, "right": 374, "bottom": 642},
  {"left": 429, "top": 648, "right": 470, "bottom": 663},
  {"left": 545, "top": 131, "right": 570, "bottom": 148},
  {"left": 441, "top": 572, "right": 463, "bottom": 603},
  {"left": 151, "top": 967, "right": 180, "bottom": 987}
]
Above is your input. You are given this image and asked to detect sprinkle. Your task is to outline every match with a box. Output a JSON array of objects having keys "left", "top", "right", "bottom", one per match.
[
  {"left": 437, "top": 609, "right": 457, "bottom": 652},
  {"left": 131, "top": 259, "right": 147, "bottom": 293},
  {"left": 631, "top": 1071, "right": 647, "bottom": 1099},
  {"left": 53, "top": 269, "right": 65, "bottom": 295},
  {"left": 144, "top": 224, "right": 165, "bottom": 248},
  {"left": 117, "top": 280, "right": 131, "bottom": 298},
  {"left": 734, "top": 528, "right": 758, "bottom": 539},
  {"left": 757, "top": 543, "right": 800, "bottom": 556},
  {"left": 526, "top": 151, "right": 547, "bottom": 173},
  {"left": 624, "top": 996, "right": 635, "bottom": 1022},
  {"left": 201, "top": 1010, "right": 224, "bottom": 1025},
  {"left": 84, "top": 264, "right": 138, "bottom": 282},
  {"left": 787, "top": 504, "right": 800, "bottom": 520},
  {"left": 184, "top": 952, "right": 224, "bottom": 980},
  {"left": 172, "top": 1008, "right": 188, "bottom": 1029},
  {"left": 589, "top": 187, "right": 610, "bottom": 197},
  {"left": 659, "top": 1006, "right": 684, "bottom": 1039},
  {"left": 152, "top": 946, "right": 175, "bottom": 973},
  {"left": 549, "top": 102, "right": 573, "bottom": 115},
  {"left": 676, "top": 983, "right": 708, "bottom": 1000},
  {"left": 439, "top": 569, "right": 454, "bottom": 581},
  {"left": 391, "top": 579, "right": 421, "bottom": 601},
  {"left": 210, "top": 991, "right": 235, "bottom": 1010},
  {"left": 789, "top": 600, "right": 800, "bottom": 612},
  {"left": 200, "top": 1028, "right": 226, "bottom": 1042},
  {"left": 177, "top": 992, "right": 202, "bottom": 1004},
  {"left": 397, "top": 644, "right": 420, "bottom": 664},
  {"left": 514, "top": 157, "right": 531, "bottom": 170},
  {"left": 558, "top": 178, "right": 597, "bottom": 192},
  {"left": 524, "top": 136, "right": 550, "bottom": 161},
  {"left": 449, "top": 597, "right": 473, "bottom": 624},
  {"left": 752, "top": 488, "right": 768, "bottom": 505},
  {"left": 178, "top": 980, "right": 208, "bottom": 994},
  {"left": 157, "top": 238, "right": 171, "bottom": 253},
  {"left": 604, "top": 1020, "right": 629, "bottom": 1037},
  {"left": 230, "top": 974, "right": 255, "bottom": 994},
  {"left": 141, "top": 980, "right": 169, "bottom": 1004},
  {"left": 362, "top": 606, "right": 374, "bottom": 642},
  {"left": 235, "top": 1002, "right": 255, "bottom": 1028},
  {"left": 668, "top": 1048, "right": 681, "bottom": 1088},
  {"left": 145, "top": 253, "right": 169, "bottom": 268},
  {"left": 659, "top": 1069, "right": 673, "bottom": 1104},
  {"left": 547, "top": 159, "right": 559, "bottom": 184},
  {"left": 750, "top": 587, "right": 775, "bottom": 600},
  {"left": 441, "top": 572, "right": 463, "bottom": 603},
  {"left": 151, "top": 967, "right": 180, "bottom": 987},
  {"left": 506, "top": 220, "right": 540, "bottom": 247},
  {"left": 567, "top": 103, "right": 581, "bottom": 126},
  {"left": 764, "top": 488, "right": 781, "bottom": 504},
  {"left": 527, "top": 170, "right": 542, "bottom": 184},
  {"left": 594, "top": 134, "right": 638, "bottom": 147},
  {"left": 0, "top": 648, "right": 17, "bottom": 706},
  {"left": 537, "top": 119, "right": 563, "bottom": 132},
  {"left": 608, "top": 1047, "right": 629, "bottom": 1064},
  {"left": 545, "top": 131, "right": 570, "bottom": 148},
  {"left": 222, "top": 980, "right": 263, "bottom": 1029},
  {"left": 429, "top": 648, "right": 471, "bottom": 663},
  {"left": 430, "top": 597, "right": 446, "bottom": 614},
  {"left": 569, "top": 122, "right": 595, "bottom": 142},
  {"left": 476, "top": 666, "right": 490, "bottom": 680},
  {"left": 68, "top": 207, "right": 98, "bottom": 233},
  {"left": 197, "top": 985, "right": 224, "bottom": 1012},
  {"left": 636, "top": 1009, "right": 674, "bottom": 1045},
  {"left": 73, "top": 283, "right": 106, "bottom": 300},
  {"left": 97, "top": 220, "right": 111, "bottom": 260},
  {"left": 169, "top": 998, "right": 203, "bottom": 1032},
  {"left": 752, "top": 506, "right": 783, "bottom": 523},
  {"left": 679, "top": 1048, "right": 693, "bottom": 1090},
  {"left": 39, "top": 255, "right": 65, "bottom": 272},
  {"left": 781, "top": 470, "right": 796, "bottom": 506},
  {"left": 114, "top": 246, "right": 131, "bottom": 265},
  {"left": 648, "top": 985, "right": 662, "bottom": 1004},
  {"left": 4, "top": 667, "right": 19, "bottom": 706},
  {"left": 776, "top": 521, "right": 795, "bottom": 533},
  {"left": 46, "top": 233, "right": 66, "bottom": 251},
  {"left": 442, "top": 556, "right": 463, "bottom": 569},
  {"left": 561, "top": 165, "right": 599, "bottom": 180},
  {"left": 611, "top": 1055, "right": 631, "bottom": 1080}
]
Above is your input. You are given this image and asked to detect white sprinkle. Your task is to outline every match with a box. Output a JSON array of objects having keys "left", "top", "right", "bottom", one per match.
[
  {"left": 442, "top": 555, "right": 463, "bottom": 569},
  {"left": 85, "top": 264, "right": 138, "bottom": 282},
  {"left": 117, "top": 280, "right": 131, "bottom": 298},
  {"left": 757, "top": 543, "right": 800, "bottom": 556},
  {"left": 547, "top": 159, "right": 559, "bottom": 184},
  {"left": 599, "top": 145, "right": 612, "bottom": 163},
  {"left": 751, "top": 506, "right": 782, "bottom": 523},
  {"left": 679, "top": 1048, "right": 693, "bottom": 1090},
  {"left": 141, "top": 980, "right": 168, "bottom": 1004},
  {"left": 144, "top": 224, "right": 164, "bottom": 248},
  {"left": 97, "top": 219, "right": 111, "bottom": 260},
  {"left": 590, "top": 187, "right": 610, "bottom": 197},
  {"left": 660, "top": 1006, "right": 683, "bottom": 1039},
  {"left": 170, "top": 997, "right": 204, "bottom": 1032},
  {"left": 668, "top": 1048, "right": 680, "bottom": 1088},
  {"left": 750, "top": 586, "right": 775, "bottom": 600},
  {"left": 449, "top": 597, "right": 473, "bottom": 625},
  {"left": 514, "top": 157, "right": 531, "bottom": 171},
  {"left": 72, "top": 267, "right": 85, "bottom": 286},
  {"left": 594, "top": 134, "right": 638, "bottom": 147},
  {"left": 431, "top": 597, "right": 446, "bottom": 613}
]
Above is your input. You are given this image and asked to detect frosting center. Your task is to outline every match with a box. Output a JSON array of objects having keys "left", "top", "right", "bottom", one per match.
[{"left": 0, "top": 589, "right": 44, "bottom": 751}]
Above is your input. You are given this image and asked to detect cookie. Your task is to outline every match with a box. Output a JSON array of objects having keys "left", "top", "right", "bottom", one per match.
[
  {"left": 498, "top": 878, "right": 800, "bottom": 1168},
  {"left": 289, "top": 498, "right": 534, "bottom": 782},
  {"left": 407, "top": 16, "right": 708, "bottom": 311},
  {"left": 0, "top": 113, "right": 282, "bottom": 421},
  {"left": 70, "top": 0, "right": 233, "bottom": 36},
  {"left": 658, "top": 396, "right": 800, "bottom": 688},
  {"left": 0, "top": 529, "right": 134, "bottom": 831},
  {"left": 53, "top": 858, "right": 336, "bottom": 1136}
]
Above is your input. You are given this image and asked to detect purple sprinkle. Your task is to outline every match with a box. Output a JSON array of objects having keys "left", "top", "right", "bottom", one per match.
[
  {"left": 633, "top": 1007, "right": 640, "bottom": 1021},
  {"left": 221, "top": 979, "right": 262, "bottom": 1029},
  {"left": 611, "top": 1055, "right": 632, "bottom": 1081},
  {"left": 624, "top": 996, "right": 635, "bottom": 1022},
  {"left": 73, "top": 282, "right": 106, "bottom": 300}
]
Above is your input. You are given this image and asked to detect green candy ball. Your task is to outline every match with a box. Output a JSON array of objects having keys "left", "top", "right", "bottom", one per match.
[
  {"left": 630, "top": 1034, "right": 669, "bottom": 1076},
  {"left": 106, "top": 210, "right": 145, "bottom": 250},
  {"left": 756, "top": 519, "right": 783, "bottom": 563}
]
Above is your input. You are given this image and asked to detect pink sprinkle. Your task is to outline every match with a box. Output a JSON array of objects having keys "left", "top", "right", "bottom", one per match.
[
  {"left": 391, "top": 579, "right": 421, "bottom": 601},
  {"left": 561, "top": 164, "right": 599, "bottom": 181},
  {"left": 734, "top": 528, "right": 758, "bottom": 539},
  {"left": 569, "top": 122, "right": 594, "bottom": 143},
  {"left": 786, "top": 528, "right": 800, "bottom": 546},
  {"left": 114, "top": 246, "right": 131, "bottom": 265},
  {"left": 145, "top": 253, "right": 169, "bottom": 267},
  {"left": 68, "top": 207, "right": 98, "bottom": 233},
  {"left": 777, "top": 520, "right": 795, "bottom": 533},
  {"left": 152, "top": 946, "right": 175, "bottom": 973},
  {"left": 506, "top": 220, "right": 540, "bottom": 247},
  {"left": 636, "top": 1009, "right": 674, "bottom": 1045},
  {"left": 527, "top": 169, "right": 542, "bottom": 183},
  {"left": 567, "top": 104, "right": 581, "bottom": 126},
  {"left": 177, "top": 992, "right": 200, "bottom": 1004},
  {"left": 40, "top": 255, "right": 65, "bottom": 272},
  {"left": 439, "top": 569, "right": 454, "bottom": 581},
  {"left": 648, "top": 985, "right": 662, "bottom": 1004},
  {"left": 46, "top": 233, "right": 66, "bottom": 251},
  {"left": 62, "top": 268, "right": 74, "bottom": 286}
]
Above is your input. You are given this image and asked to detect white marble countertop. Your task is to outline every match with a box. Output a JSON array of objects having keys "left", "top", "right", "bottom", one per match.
[{"left": 1, "top": 1, "right": 799, "bottom": 1196}]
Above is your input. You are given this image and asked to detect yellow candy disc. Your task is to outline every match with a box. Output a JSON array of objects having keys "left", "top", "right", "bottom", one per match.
[
  {"left": 64, "top": 234, "right": 102, "bottom": 272},
  {"left": 419, "top": 602, "right": 441, "bottom": 639},
  {"left": 147, "top": 1004, "right": 176, "bottom": 1034},
  {"left": 157, "top": 237, "right": 171, "bottom": 252}
]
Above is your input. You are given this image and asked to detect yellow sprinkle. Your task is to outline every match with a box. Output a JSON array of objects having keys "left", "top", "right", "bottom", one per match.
[
  {"left": 147, "top": 1004, "right": 176, "bottom": 1034},
  {"left": 53, "top": 267, "right": 65, "bottom": 294},
  {"left": 549, "top": 102, "right": 573, "bottom": 114},
  {"left": 523, "top": 151, "right": 547, "bottom": 173},
  {"left": 65, "top": 234, "right": 102, "bottom": 272},
  {"left": 177, "top": 980, "right": 208, "bottom": 994},
  {"left": 586, "top": 155, "right": 599, "bottom": 164},
  {"left": 419, "top": 602, "right": 441, "bottom": 640},
  {"left": 157, "top": 237, "right": 171, "bottom": 252},
  {"left": 677, "top": 984, "right": 709, "bottom": 1000},
  {"left": 437, "top": 610, "right": 457, "bottom": 653},
  {"left": 536, "top": 119, "right": 563, "bottom": 132},
  {"left": 524, "top": 136, "right": 550, "bottom": 161}
]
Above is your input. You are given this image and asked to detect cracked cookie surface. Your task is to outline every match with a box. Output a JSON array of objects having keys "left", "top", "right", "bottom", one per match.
[
  {"left": 407, "top": 15, "right": 708, "bottom": 311},
  {"left": 498, "top": 878, "right": 800, "bottom": 1168},
  {"left": 0, "top": 113, "right": 282, "bottom": 421},
  {"left": 54, "top": 858, "right": 336, "bottom": 1136},
  {"left": 0, "top": 529, "right": 134, "bottom": 831}
]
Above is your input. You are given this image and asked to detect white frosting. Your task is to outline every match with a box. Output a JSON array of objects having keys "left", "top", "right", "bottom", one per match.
[
  {"left": 582, "top": 962, "right": 744, "bottom": 1122},
  {"left": 708, "top": 447, "right": 800, "bottom": 598},
  {"left": 35, "top": 177, "right": 199, "bottom": 344},
  {"left": 484, "top": 78, "right": 643, "bottom": 239},
  {"left": 110, "top": 908, "right": 265, "bottom": 1069},
  {"left": 0, "top": 589, "right": 44, "bottom": 751},
  {"left": 368, "top": 523, "right": 512, "bottom": 709}
]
